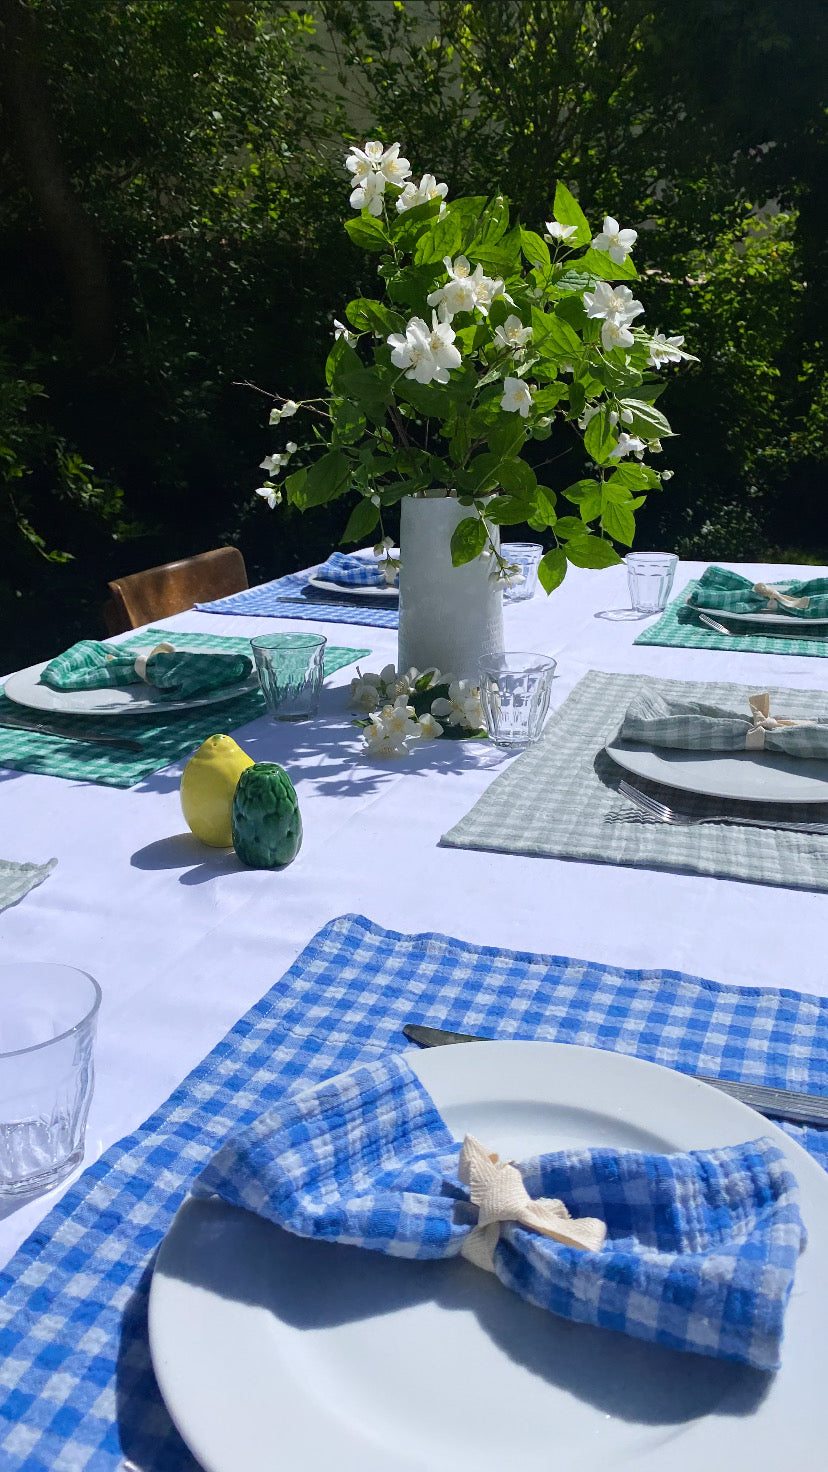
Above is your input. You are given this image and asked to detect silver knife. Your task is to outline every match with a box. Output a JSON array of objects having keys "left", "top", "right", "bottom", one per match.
[
  {"left": 0, "top": 716, "right": 143, "bottom": 752},
  {"left": 402, "top": 1023, "right": 828, "bottom": 1128}
]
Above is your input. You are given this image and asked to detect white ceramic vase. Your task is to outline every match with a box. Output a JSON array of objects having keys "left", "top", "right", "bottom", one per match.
[{"left": 396, "top": 494, "right": 504, "bottom": 681}]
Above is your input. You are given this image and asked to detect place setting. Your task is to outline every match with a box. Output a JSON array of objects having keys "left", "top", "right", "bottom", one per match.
[{"left": 636, "top": 565, "right": 828, "bottom": 658}]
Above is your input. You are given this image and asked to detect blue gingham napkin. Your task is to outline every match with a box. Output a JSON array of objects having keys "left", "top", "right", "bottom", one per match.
[
  {"left": 196, "top": 1053, "right": 805, "bottom": 1372},
  {"left": 2, "top": 913, "right": 828, "bottom": 1472},
  {"left": 315, "top": 550, "right": 398, "bottom": 588}
]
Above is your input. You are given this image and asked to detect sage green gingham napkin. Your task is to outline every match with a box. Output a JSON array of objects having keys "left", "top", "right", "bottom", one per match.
[
  {"left": 441, "top": 669, "right": 828, "bottom": 893},
  {"left": 620, "top": 688, "right": 828, "bottom": 759},
  {"left": 0, "top": 857, "right": 57, "bottom": 913},
  {"left": 0, "top": 629, "right": 369, "bottom": 789},
  {"left": 635, "top": 580, "right": 828, "bottom": 657}
]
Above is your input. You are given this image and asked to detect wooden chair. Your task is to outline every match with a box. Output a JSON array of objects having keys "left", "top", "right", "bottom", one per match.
[{"left": 103, "top": 546, "right": 248, "bottom": 634}]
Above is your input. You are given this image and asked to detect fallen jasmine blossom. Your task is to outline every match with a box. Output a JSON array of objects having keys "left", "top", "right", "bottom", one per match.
[{"left": 350, "top": 665, "right": 485, "bottom": 757}]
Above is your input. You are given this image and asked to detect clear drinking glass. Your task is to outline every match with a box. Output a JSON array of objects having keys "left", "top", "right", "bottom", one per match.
[
  {"left": 625, "top": 552, "right": 679, "bottom": 614},
  {"left": 251, "top": 632, "right": 327, "bottom": 721},
  {"left": 0, "top": 963, "right": 101, "bottom": 1196},
  {"left": 478, "top": 652, "right": 557, "bottom": 750},
  {"left": 502, "top": 543, "right": 544, "bottom": 603}
]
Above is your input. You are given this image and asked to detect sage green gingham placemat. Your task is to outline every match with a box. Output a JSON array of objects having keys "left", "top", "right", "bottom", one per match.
[
  {"left": 441, "top": 669, "right": 828, "bottom": 892},
  {"left": 635, "top": 579, "right": 828, "bottom": 657},
  {"left": 0, "top": 629, "right": 369, "bottom": 788}
]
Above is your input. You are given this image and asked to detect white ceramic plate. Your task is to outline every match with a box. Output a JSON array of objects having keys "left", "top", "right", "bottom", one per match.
[
  {"left": 3, "top": 658, "right": 259, "bottom": 715},
  {"left": 694, "top": 603, "right": 828, "bottom": 629},
  {"left": 148, "top": 1040, "right": 828, "bottom": 1472},
  {"left": 307, "top": 575, "right": 399, "bottom": 601},
  {"left": 605, "top": 739, "right": 828, "bottom": 805}
]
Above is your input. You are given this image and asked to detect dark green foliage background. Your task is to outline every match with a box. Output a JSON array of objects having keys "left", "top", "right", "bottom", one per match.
[{"left": 1, "top": 0, "right": 826, "bottom": 669}]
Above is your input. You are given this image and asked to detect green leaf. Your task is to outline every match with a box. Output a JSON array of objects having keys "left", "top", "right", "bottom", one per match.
[
  {"left": 531, "top": 307, "right": 582, "bottom": 360},
  {"left": 592, "top": 356, "right": 643, "bottom": 393},
  {"left": 520, "top": 228, "right": 551, "bottom": 270},
  {"left": 538, "top": 547, "right": 568, "bottom": 593},
  {"left": 486, "top": 494, "right": 530, "bottom": 525},
  {"left": 616, "top": 399, "right": 673, "bottom": 440},
  {"left": 413, "top": 211, "right": 463, "bottom": 265},
  {"left": 326, "top": 335, "right": 362, "bottom": 391},
  {"left": 555, "top": 268, "right": 602, "bottom": 295},
  {"left": 339, "top": 367, "right": 389, "bottom": 411},
  {"left": 577, "top": 490, "right": 603, "bottom": 522},
  {"left": 330, "top": 399, "right": 366, "bottom": 445},
  {"left": 345, "top": 298, "right": 405, "bottom": 335},
  {"left": 584, "top": 408, "right": 618, "bottom": 465},
  {"left": 340, "top": 498, "right": 380, "bottom": 544},
  {"left": 395, "top": 378, "right": 453, "bottom": 417},
  {"left": 554, "top": 515, "right": 589, "bottom": 540},
  {"left": 450, "top": 515, "right": 487, "bottom": 565},
  {"left": 564, "top": 535, "right": 623, "bottom": 569},
  {"left": 532, "top": 384, "right": 566, "bottom": 413},
  {"left": 567, "top": 381, "right": 586, "bottom": 418},
  {"left": 561, "top": 477, "right": 601, "bottom": 504},
  {"left": 600, "top": 499, "right": 636, "bottom": 546},
  {"left": 497, "top": 457, "right": 536, "bottom": 493},
  {"left": 605, "top": 462, "right": 661, "bottom": 492},
  {"left": 578, "top": 246, "right": 638, "bottom": 282},
  {"left": 554, "top": 295, "right": 588, "bottom": 333},
  {"left": 469, "top": 194, "right": 510, "bottom": 248},
  {"left": 486, "top": 415, "right": 526, "bottom": 460},
  {"left": 284, "top": 466, "right": 307, "bottom": 506},
  {"left": 301, "top": 449, "right": 351, "bottom": 507},
  {"left": 344, "top": 215, "right": 391, "bottom": 253},
  {"left": 551, "top": 183, "right": 591, "bottom": 247},
  {"left": 535, "top": 487, "right": 557, "bottom": 525},
  {"left": 392, "top": 196, "right": 444, "bottom": 250}
]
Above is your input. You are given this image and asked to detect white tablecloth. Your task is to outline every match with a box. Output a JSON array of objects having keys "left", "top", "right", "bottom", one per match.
[{"left": 1, "top": 559, "right": 826, "bottom": 1264}]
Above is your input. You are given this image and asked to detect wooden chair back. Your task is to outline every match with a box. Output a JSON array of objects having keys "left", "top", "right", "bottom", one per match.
[{"left": 104, "top": 546, "right": 248, "bottom": 634}]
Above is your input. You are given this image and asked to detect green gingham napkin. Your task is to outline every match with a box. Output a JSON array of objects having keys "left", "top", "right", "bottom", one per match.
[
  {"left": 42, "top": 638, "right": 252, "bottom": 698},
  {"left": 0, "top": 629, "right": 369, "bottom": 789},
  {"left": 0, "top": 857, "right": 57, "bottom": 913},
  {"left": 635, "top": 580, "right": 828, "bottom": 657},
  {"left": 620, "top": 687, "right": 828, "bottom": 759},
  {"left": 688, "top": 565, "right": 828, "bottom": 618},
  {"left": 441, "top": 669, "right": 828, "bottom": 892}
]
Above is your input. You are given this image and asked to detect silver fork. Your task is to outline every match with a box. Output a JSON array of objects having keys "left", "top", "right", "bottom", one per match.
[
  {"left": 697, "top": 612, "right": 734, "bottom": 634},
  {"left": 618, "top": 779, "right": 828, "bottom": 834}
]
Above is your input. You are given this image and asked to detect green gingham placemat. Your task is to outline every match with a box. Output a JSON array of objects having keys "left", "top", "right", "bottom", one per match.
[
  {"left": 0, "top": 629, "right": 369, "bottom": 788},
  {"left": 635, "top": 579, "right": 828, "bottom": 656},
  {"left": 442, "top": 668, "right": 828, "bottom": 891}
]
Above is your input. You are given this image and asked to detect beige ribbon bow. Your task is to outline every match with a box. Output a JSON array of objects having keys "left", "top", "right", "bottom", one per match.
[
  {"left": 745, "top": 692, "right": 817, "bottom": 751},
  {"left": 752, "top": 581, "right": 810, "bottom": 612},
  {"left": 133, "top": 641, "right": 175, "bottom": 684},
  {"left": 457, "top": 1134, "right": 607, "bottom": 1273}
]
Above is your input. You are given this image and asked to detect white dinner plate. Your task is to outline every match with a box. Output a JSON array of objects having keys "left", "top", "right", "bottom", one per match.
[
  {"left": 694, "top": 603, "right": 828, "bottom": 629},
  {"left": 148, "top": 1040, "right": 828, "bottom": 1472},
  {"left": 306, "top": 575, "right": 399, "bottom": 601},
  {"left": 3, "top": 658, "right": 259, "bottom": 715},
  {"left": 605, "top": 739, "right": 828, "bottom": 805}
]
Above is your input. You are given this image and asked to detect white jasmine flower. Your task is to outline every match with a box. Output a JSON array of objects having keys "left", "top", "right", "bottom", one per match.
[
  {"left": 577, "top": 403, "right": 602, "bottom": 430},
  {"left": 255, "top": 486, "right": 280, "bottom": 509},
  {"left": 661, "top": 469, "right": 674, "bottom": 480},
  {"left": 601, "top": 318, "right": 636, "bottom": 352},
  {"left": 350, "top": 170, "right": 386, "bottom": 216},
  {"left": 381, "top": 557, "right": 401, "bottom": 585},
  {"left": 378, "top": 141, "right": 411, "bottom": 185},
  {"left": 647, "top": 332, "right": 687, "bottom": 369},
  {"left": 500, "top": 376, "right": 535, "bottom": 417},
  {"left": 333, "top": 318, "right": 357, "bottom": 346},
  {"left": 285, "top": 441, "right": 298, "bottom": 455},
  {"left": 363, "top": 716, "right": 408, "bottom": 759},
  {"left": 494, "top": 315, "right": 533, "bottom": 351},
  {"left": 544, "top": 220, "right": 578, "bottom": 242},
  {"left": 583, "top": 281, "right": 644, "bottom": 326},
  {"left": 370, "top": 493, "right": 381, "bottom": 506},
  {"left": 427, "top": 258, "right": 477, "bottom": 317},
  {"left": 416, "top": 713, "right": 443, "bottom": 741},
  {"left": 396, "top": 173, "right": 449, "bottom": 215},
  {"left": 591, "top": 215, "right": 638, "bottom": 264},
  {"left": 387, "top": 313, "right": 460, "bottom": 385},
  {"left": 344, "top": 140, "right": 384, "bottom": 179},
  {"left": 259, "top": 447, "right": 295, "bottom": 473},
  {"left": 378, "top": 663, "right": 398, "bottom": 686},
  {"left": 620, "top": 407, "right": 634, "bottom": 424},
  {"left": 280, "top": 400, "right": 298, "bottom": 418},
  {"left": 609, "top": 432, "right": 647, "bottom": 459},
  {"left": 471, "top": 265, "right": 507, "bottom": 315},
  {"left": 348, "top": 676, "right": 382, "bottom": 713},
  {"left": 381, "top": 697, "right": 420, "bottom": 742},
  {"left": 431, "top": 679, "right": 484, "bottom": 730}
]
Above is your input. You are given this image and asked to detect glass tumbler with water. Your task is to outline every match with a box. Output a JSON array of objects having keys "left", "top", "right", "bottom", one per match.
[
  {"left": 0, "top": 964, "right": 101, "bottom": 1196},
  {"left": 479, "top": 653, "right": 557, "bottom": 750},
  {"left": 251, "top": 632, "right": 327, "bottom": 721},
  {"left": 625, "top": 552, "right": 678, "bottom": 614},
  {"left": 502, "top": 543, "right": 544, "bottom": 602}
]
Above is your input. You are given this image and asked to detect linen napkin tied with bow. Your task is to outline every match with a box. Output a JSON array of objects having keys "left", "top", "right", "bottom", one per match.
[
  {"left": 195, "top": 1054, "right": 805, "bottom": 1371},
  {"left": 620, "top": 687, "right": 828, "bottom": 759},
  {"left": 687, "top": 565, "right": 828, "bottom": 619},
  {"left": 41, "top": 639, "right": 252, "bottom": 699}
]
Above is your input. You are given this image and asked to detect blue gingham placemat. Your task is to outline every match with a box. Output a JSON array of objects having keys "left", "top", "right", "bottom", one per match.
[
  {"left": 197, "top": 570, "right": 400, "bottom": 628},
  {"left": 2, "top": 912, "right": 828, "bottom": 1471}
]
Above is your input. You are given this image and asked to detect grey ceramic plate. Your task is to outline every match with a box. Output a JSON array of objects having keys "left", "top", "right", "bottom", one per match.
[
  {"left": 605, "top": 739, "right": 828, "bottom": 804},
  {"left": 4, "top": 659, "right": 258, "bottom": 716}
]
